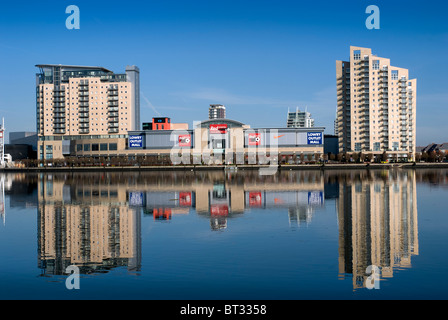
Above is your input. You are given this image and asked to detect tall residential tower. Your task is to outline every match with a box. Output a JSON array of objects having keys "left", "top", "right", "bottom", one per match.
[
  {"left": 36, "top": 64, "right": 140, "bottom": 160},
  {"left": 336, "top": 46, "right": 417, "bottom": 160}
]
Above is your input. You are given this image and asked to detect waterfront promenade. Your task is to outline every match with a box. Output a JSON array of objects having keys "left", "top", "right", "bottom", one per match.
[{"left": 1, "top": 162, "right": 447, "bottom": 173}]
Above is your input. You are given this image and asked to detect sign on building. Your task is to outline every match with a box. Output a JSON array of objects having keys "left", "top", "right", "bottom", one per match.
[
  {"left": 178, "top": 134, "right": 192, "bottom": 147},
  {"left": 209, "top": 124, "right": 228, "bottom": 134},
  {"left": 307, "top": 132, "right": 323, "bottom": 145},
  {"left": 129, "top": 135, "right": 143, "bottom": 148},
  {"left": 248, "top": 133, "right": 262, "bottom": 146}
]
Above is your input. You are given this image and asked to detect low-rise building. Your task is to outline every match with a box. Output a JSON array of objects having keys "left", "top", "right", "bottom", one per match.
[{"left": 66, "top": 118, "right": 325, "bottom": 165}]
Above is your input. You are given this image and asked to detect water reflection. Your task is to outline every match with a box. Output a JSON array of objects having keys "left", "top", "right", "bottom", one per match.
[
  {"left": 3, "top": 169, "right": 445, "bottom": 292},
  {"left": 38, "top": 175, "right": 141, "bottom": 277},
  {"left": 335, "top": 170, "right": 419, "bottom": 290}
]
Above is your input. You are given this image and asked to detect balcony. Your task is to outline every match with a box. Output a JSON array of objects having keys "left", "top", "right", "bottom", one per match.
[{"left": 53, "top": 119, "right": 66, "bottom": 125}]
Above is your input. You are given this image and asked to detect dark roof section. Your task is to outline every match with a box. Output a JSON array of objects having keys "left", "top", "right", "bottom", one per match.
[
  {"left": 35, "top": 64, "right": 113, "bottom": 73},
  {"left": 197, "top": 119, "right": 246, "bottom": 129}
]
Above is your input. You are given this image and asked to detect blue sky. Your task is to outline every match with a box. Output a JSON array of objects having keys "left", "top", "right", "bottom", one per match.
[{"left": 0, "top": 0, "right": 447, "bottom": 145}]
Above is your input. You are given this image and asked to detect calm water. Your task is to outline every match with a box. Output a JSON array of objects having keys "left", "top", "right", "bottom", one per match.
[{"left": 0, "top": 168, "right": 447, "bottom": 300}]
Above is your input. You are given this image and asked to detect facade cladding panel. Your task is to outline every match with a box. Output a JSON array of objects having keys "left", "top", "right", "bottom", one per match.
[
  {"left": 244, "top": 130, "right": 323, "bottom": 147},
  {"left": 143, "top": 131, "right": 194, "bottom": 149},
  {"left": 297, "top": 132, "right": 308, "bottom": 145},
  {"left": 275, "top": 132, "right": 297, "bottom": 146}
]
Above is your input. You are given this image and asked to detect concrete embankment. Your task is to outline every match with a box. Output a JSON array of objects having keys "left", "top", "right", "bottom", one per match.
[{"left": 1, "top": 162, "right": 447, "bottom": 173}]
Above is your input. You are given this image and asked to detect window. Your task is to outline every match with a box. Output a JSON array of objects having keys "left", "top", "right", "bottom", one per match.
[
  {"left": 372, "top": 60, "right": 379, "bottom": 70},
  {"left": 354, "top": 143, "right": 362, "bottom": 152},
  {"left": 45, "top": 145, "right": 53, "bottom": 160},
  {"left": 392, "top": 142, "right": 399, "bottom": 151},
  {"left": 109, "top": 143, "right": 118, "bottom": 151},
  {"left": 84, "top": 144, "right": 91, "bottom": 152},
  {"left": 391, "top": 70, "right": 398, "bottom": 80},
  {"left": 92, "top": 144, "right": 99, "bottom": 151},
  {"left": 77, "top": 144, "right": 82, "bottom": 152},
  {"left": 373, "top": 142, "right": 380, "bottom": 151},
  {"left": 353, "top": 50, "right": 361, "bottom": 60},
  {"left": 100, "top": 143, "right": 108, "bottom": 151}
]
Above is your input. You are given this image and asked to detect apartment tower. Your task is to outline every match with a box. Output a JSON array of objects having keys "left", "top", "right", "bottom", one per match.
[
  {"left": 336, "top": 47, "right": 417, "bottom": 160},
  {"left": 36, "top": 64, "right": 140, "bottom": 160},
  {"left": 209, "top": 104, "right": 226, "bottom": 119},
  {"left": 286, "top": 107, "right": 315, "bottom": 128}
]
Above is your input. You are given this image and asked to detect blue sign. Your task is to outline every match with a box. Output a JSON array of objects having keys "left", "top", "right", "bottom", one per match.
[
  {"left": 129, "top": 192, "right": 145, "bottom": 207},
  {"left": 129, "top": 135, "right": 143, "bottom": 148},
  {"left": 308, "top": 191, "right": 323, "bottom": 205},
  {"left": 307, "top": 132, "right": 323, "bottom": 145}
]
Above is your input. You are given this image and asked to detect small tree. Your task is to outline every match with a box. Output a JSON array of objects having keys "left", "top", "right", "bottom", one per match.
[
  {"left": 337, "top": 153, "right": 343, "bottom": 162},
  {"left": 415, "top": 153, "right": 421, "bottom": 162},
  {"left": 358, "top": 152, "right": 364, "bottom": 163},
  {"left": 428, "top": 151, "right": 437, "bottom": 163}
]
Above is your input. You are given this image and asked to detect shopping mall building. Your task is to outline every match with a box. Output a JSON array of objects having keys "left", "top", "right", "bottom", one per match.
[
  {"left": 69, "top": 118, "right": 325, "bottom": 164},
  {"left": 36, "top": 64, "right": 324, "bottom": 164}
]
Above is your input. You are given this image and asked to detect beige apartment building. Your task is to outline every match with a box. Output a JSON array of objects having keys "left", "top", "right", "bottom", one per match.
[
  {"left": 336, "top": 46, "right": 417, "bottom": 160},
  {"left": 36, "top": 64, "right": 140, "bottom": 160}
]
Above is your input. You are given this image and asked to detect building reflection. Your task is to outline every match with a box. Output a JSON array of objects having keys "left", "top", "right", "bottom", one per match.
[
  {"left": 36, "top": 171, "right": 325, "bottom": 276},
  {"left": 335, "top": 169, "right": 419, "bottom": 290},
  {"left": 130, "top": 171, "right": 325, "bottom": 230},
  {"left": 2, "top": 168, "right": 425, "bottom": 286},
  {"left": 38, "top": 174, "right": 142, "bottom": 276}
]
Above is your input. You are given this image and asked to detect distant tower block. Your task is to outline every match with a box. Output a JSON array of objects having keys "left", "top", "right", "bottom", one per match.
[{"left": 209, "top": 104, "right": 226, "bottom": 119}]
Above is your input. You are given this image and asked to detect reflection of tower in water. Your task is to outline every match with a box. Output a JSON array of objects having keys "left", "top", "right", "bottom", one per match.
[
  {"left": 336, "top": 170, "right": 419, "bottom": 289},
  {"left": 38, "top": 176, "right": 142, "bottom": 276},
  {"left": 0, "top": 175, "right": 4, "bottom": 225}
]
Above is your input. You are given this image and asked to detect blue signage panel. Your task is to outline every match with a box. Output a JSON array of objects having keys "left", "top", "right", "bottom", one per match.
[
  {"left": 129, "top": 135, "right": 143, "bottom": 148},
  {"left": 129, "top": 192, "right": 145, "bottom": 207},
  {"left": 308, "top": 191, "right": 323, "bottom": 205},
  {"left": 307, "top": 132, "right": 323, "bottom": 145}
]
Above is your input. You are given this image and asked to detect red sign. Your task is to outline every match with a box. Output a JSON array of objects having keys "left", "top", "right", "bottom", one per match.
[
  {"left": 209, "top": 124, "right": 228, "bottom": 134},
  {"left": 210, "top": 204, "right": 229, "bottom": 216},
  {"left": 249, "top": 192, "right": 262, "bottom": 207},
  {"left": 178, "top": 134, "right": 191, "bottom": 147},
  {"left": 179, "top": 192, "right": 192, "bottom": 206},
  {"left": 248, "top": 133, "right": 262, "bottom": 146},
  {"left": 153, "top": 208, "right": 172, "bottom": 220}
]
